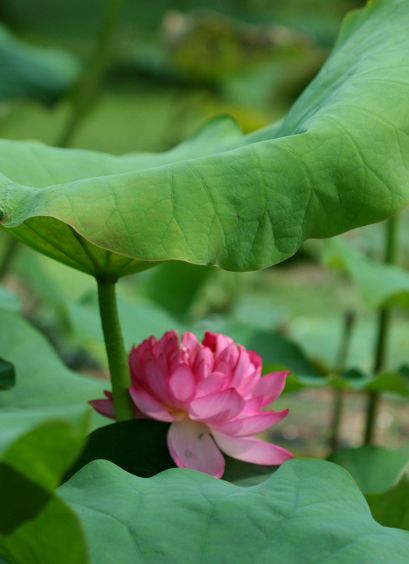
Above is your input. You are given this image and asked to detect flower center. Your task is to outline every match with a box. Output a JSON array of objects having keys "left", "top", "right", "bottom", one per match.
[{"left": 168, "top": 407, "right": 188, "bottom": 421}]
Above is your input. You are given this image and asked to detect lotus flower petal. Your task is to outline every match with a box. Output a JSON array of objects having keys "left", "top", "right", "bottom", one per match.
[
  {"left": 169, "top": 364, "right": 196, "bottom": 405},
  {"left": 212, "top": 432, "right": 294, "bottom": 465},
  {"left": 210, "top": 410, "right": 289, "bottom": 437},
  {"left": 129, "top": 388, "right": 174, "bottom": 422},
  {"left": 252, "top": 371, "right": 289, "bottom": 407},
  {"left": 189, "top": 388, "right": 244, "bottom": 423},
  {"left": 89, "top": 396, "right": 115, "bottom": 419},
  {"left": 167, "top": 420, "right": 225, "bottom": 478}
]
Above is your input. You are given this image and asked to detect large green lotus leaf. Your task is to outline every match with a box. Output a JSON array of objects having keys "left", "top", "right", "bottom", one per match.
[
  {"left": 1, "top": 0, "right": 409, "bottom": 276},
  {"left": 329, "top": 446, "right": 409, "bottom": 494},
  {"left": 61, "top": 458, "right": 409, "bottom": 563},
  {"left": 0, "top": 24, "right": 81, "bottom": 104},
  {"left": 324, "top": 238, "right": 409, "bottom": 309},
  {"left": 367, "top": 473, "right": 409, "bottom": 532}
]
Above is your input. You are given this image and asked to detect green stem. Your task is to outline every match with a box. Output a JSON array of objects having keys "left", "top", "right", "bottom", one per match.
[
  {"left": 96, "top": 277, "right": 133, "bottom": 421},
  {"left": 57, "top": 0, "right": 123, "bottom": 147},
  {"left": 0, "top": 236, "right": 19, "bottom": 281},
  {"left": 328, "top": 311, "right": 356, "bottom": 453},
  {"left": 363, "top": 216, "right": 399, "bottom": 445}
]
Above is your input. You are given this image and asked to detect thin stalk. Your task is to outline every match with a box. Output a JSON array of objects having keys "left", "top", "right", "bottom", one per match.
[
  {"left": 328, "top": 311, "right": 356, "bottom": 453},
  {"left": 0, "top": 236, "right": 19, "bottom": 281},
  {"left": 57, "top": 0, "right": 123, "bottom": 147},
  {"left": 97, "top": 278, "right": 133, "bottom": 421},
  {"left": 363, "top": 216, "right": 399, "bottom": 445}
]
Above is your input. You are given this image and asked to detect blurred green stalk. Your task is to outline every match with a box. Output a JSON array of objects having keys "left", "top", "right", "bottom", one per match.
[
  {"left": 328, "top": 311, "right": 356, "bottom": 453},
  {"left": 363, "top": 215, "right": 400, "bottom": 445},
  {"left": 60, "top": 0, "right": 132, "bottom": 420},
  {"left": 97, "top": 278, "right": 133, "bottom": 421},
  {"left": 0, "top": 235, "right": 19, "bottom": 281},
  {"left": 57, "top": 0, "right": 123, "bottom": 147}
]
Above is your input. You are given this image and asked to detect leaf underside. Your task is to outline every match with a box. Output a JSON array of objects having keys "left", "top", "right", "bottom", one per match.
[{"left": 0, "top": 0, "right": 408, "bottom": 276}]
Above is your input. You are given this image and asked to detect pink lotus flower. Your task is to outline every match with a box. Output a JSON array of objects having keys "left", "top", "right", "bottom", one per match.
[{"left": 91, "top": 331, "right": 293, "bottom": 478}]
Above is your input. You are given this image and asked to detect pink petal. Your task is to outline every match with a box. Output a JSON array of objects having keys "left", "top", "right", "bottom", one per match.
[
  {"left": 167, "top": 421, "right": 225, "bottom": 478},
  {"left": 154, "top": 330, "right": 179, "bottom": 357},
  {"left": 189, "top": 388, "right": 244, "bottom": 423},
  {"left": 248, "top": 350, "right": 262, "bottom": 370},
  {"left": 129, "top": 387, "right": 174, "bottom": 422},
  {"left": 144, "top": 359, "right": 170, "bottom": 404},
  {"left": 210, "top": 409, "right": 289, "bottom": 437},
  {"left": 212, "top": 432, "right": 293, "bottom": 465},
  {"left": 129, "top": 338, "right": 154, "bottom": 383},
  {"left": 251, "top": 371, "right": 289, "bottom": 407},
  {"left": 195, "top": 372, "right": 226, "bottom": 397},
  {"left": 193, "top": 347, "right": 214, "bottom": 381},
  {"left": 231, "top": 346, "right": 254, "bottom": 395},
  {"left": 169, "top": 364, "right": 196, "bottom": 405},
  {"left": 89, "top": 397, "right": 115, "bottom": 419},
  {"left": 202, "top": 332, "right": 233, "bottom": 356},
  {"left": 181, "top": 332, "right": 200, "bottom": 359}
]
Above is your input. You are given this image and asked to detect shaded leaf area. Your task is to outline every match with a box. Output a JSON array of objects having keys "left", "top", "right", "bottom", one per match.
[
  {"left": 144, "top": 261, "right": 214, "bottom": 320},
  {"left": 329, "top": 446, "right": 409, "bottom": 494},
  {"left": 0, "top": 418, "right": 90, "bottom": 564},
  {"left": 0, "top": 24, "right": 81, "bottom": 105},
  {"left": 1, "top": 1, "right": 409, "bottom": 276},
  {"left": 285, "top": 367, "right": 409, "bottom": 399},
  {"left": 61, "top": 459, "right": 409, "bottom": 564},
  {"left": 324, "top": 238, "right": 409, "bottom": 309},
  {"left": 367, "top": 474, "right": 409, "bottom": 532},
  {"left": 0, "top": 493, "right": 89, "bottom": 564},
  {"left": 0, "top": 359, "right": 15, "bottom": 391},
  {"left": 66, "top": 420, "right": 275, "bottom": 486}
]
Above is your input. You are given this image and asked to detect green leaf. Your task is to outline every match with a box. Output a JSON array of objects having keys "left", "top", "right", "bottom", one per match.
[
  {"left": 367, "top": 473, "right": 409, "bottom": 532},
  {"left": 144, "top": 261, "right": 214, "bottom": 320},
  {"left": 0, "top": 24, "right": 81, "bottom": 104},
  {"left": 0, "top": 285, "right": 19, "bottom": 312},
  {"left": 0, "top": 359, "right": 15, "bottom": 391},
  {"left": 324, "top": 238, "right": 409, "bottom": 309},
  {"left": 329, "top": 446, "right": 409, "bottom": 494},
  {"left": 0, "top": 305, "right": 104, "bottom": 418},
  {"left": 61, "top": 459, "right": 409, "bottom": 563},
  {"left": 67, "top": 420, "right": 277, "bottom": 486},
  {"left": 327, "top": 369, "right": 409, "bottom": 398},
  {"left": 0, "top": 492, "right": 89, "bottom": 564},
  {"left": 0, "top": 416, "right": 90, "bottom": 563},
  {"left": 2, "top": 1, "right": 409, "bottom": 275}
]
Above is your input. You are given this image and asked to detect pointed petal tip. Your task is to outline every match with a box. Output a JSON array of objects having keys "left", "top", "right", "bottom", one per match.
[{"left": 89, "top": 398, "right": 115, "bottom": 420}]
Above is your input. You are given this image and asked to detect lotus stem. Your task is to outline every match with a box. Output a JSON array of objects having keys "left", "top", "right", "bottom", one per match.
[
  {"left": 363, "top": 215, "right": 399, "bottom": 445},
  {"left": 96, "top": 278, "right": 133, "bottom": 421},
  {"left": 328, "top": 311, "right": 356, "bottom": 454},
  {"left": 57, "top": 0, "right": 123, "bottom": 147},
  {"left": 0, "top": 236, "right": 19, "bottom": 281}
]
